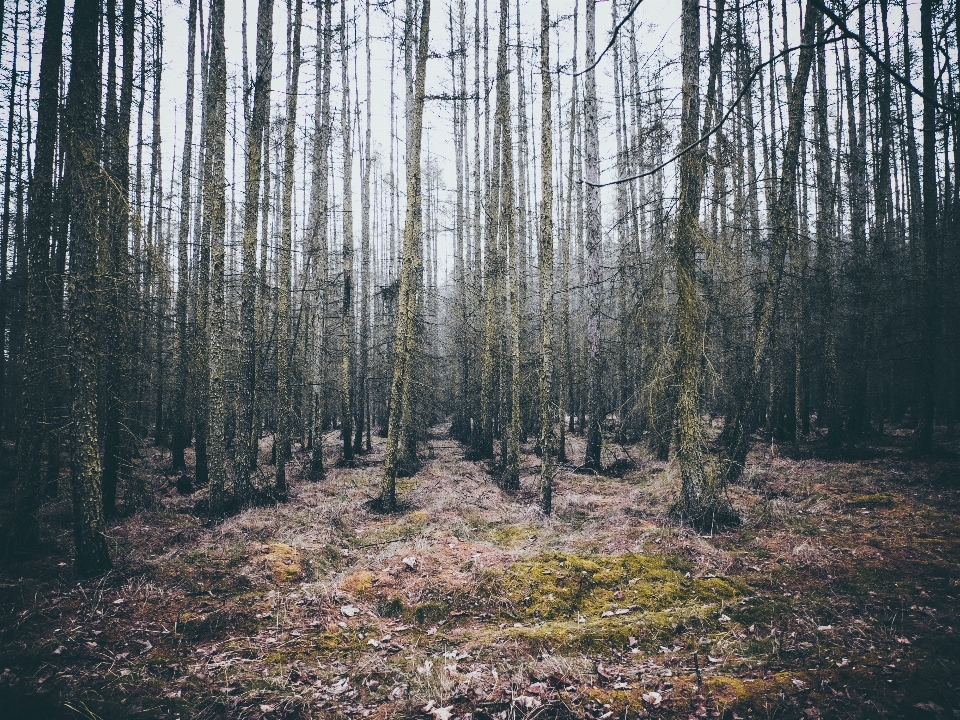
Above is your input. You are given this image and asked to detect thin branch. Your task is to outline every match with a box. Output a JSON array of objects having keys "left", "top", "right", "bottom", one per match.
[
  {"left": 812, "top": 0, "right": 957, "bottom": 115},
  {"left": 569, "top": 0, "right": 646, "bottom": 78},
  {"left": 584, "top": 35, "right": 841, "bottom": 188}
]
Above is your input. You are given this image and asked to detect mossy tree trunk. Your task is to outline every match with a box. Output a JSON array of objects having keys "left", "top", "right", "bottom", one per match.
[
  {"left": 275, "top": 0, "right": 303, "bottom": 497},
  {"left": 65, "top": 0, "right": 112, "bottom": 575},
  {"left": 538, "top": 0, "right": 555, "bottom": 514},
  {"left": 204, "top": 0, "right": 228, "bottom": 518},
  {"left": 236, "top": 0, "right": 274, "bottom": 502},
  {"left": 382, "top": 0, "right": 431, "bottom": 511}
]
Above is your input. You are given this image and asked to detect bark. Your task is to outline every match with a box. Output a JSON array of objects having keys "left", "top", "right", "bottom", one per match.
[
  {"left": 538, "top": 0, "right": 555, "bottom": 514},
  {"left": 205, "top": 0, "right": 228, "bottom": 517},
  {"left": 309, "top": 0, "right": 333, "bottom": 477},
  {"left": 276, "top": 0, "right": 304, "bottom": 497},
  {"left": 382, "top": 0, "right": 431, "bottom": 511},
  {"left": 65, "top": 0, "right": 112, "bottom": 575},
  {"left": 0, "top": 0, "right": 19, "bottom": 438},
  {"left": 355, "top": 0, "right": 372, "bottom": 454},
  {"left": 502, "top": 0, "right": 520, "bottom": 491},
  {"left": 583, "top": 0, "right": 603, "bottom": 469},
  {"left": 673, "top": 0, "right": 711, "bottom": 526},
  {"left": 915, "top": 0, "right": 939, "bottom": 452},
  {"left": 340, "top": 0, "right": 355, "bottom": 466},
  {"left": 236, "top": 0, "right": 274, "bottom": 501},
  {"left": 14, "top": 0, "right": 65, "bottom": 547},
  {"left": 101, "top": 0, "right": 136, "bottom": 518},
  {"left": 171, "top": 0, "right": 198, "bottom": 473}
]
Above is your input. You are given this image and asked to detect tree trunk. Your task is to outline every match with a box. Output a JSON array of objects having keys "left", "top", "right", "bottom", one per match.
[
  {"left": 205, "top": 0, "right": 228, "bottom": 517},
  {"left": 538, "top": 0, "right": 555, "bottom": 514},
  {"left": 340, "top": 0, "right": 355, "bottom": 466},
  {"left": 276, "top": 0, "right": 303, "bottom": 497},
  {"left": 382, "top": 0, "right": 431, "bottom": 511},
  {"left": 65, "top": 0, "right": 112, "bottom": 575},
  {"left": 171, "top": 0, "right": 198, "bottom": 474},
  {"left": 915, "top": 0, "right": 939, "bottom": 452},
  {"left": 14, "top": 0, "right": 65, "bottom": 547},
  {"left": 583, "top": 0, "right": 603, "bottom": 470},
  {"left": 236, "top": 0, "right": 274, "bottom": 501}
]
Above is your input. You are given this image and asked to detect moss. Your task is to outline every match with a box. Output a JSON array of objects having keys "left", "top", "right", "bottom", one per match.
[
  {"left": 259, "top": 543, "right": 303, "bottom": 584},
  {"left": 410, "top": 600, "right": 450, "bottom": 624},
  {"left": 476, "top": 552, "right": 751, "bottom": 653},
  {"left": 490, "top": 552, "right": 745, "bottom": 621},
  {"left": 341, "top": 569, "right": 375, "bottom": 595},
  {"left": 488, "top": 523, "right": 534, "bottom": 547},
  {"left": 706, "top": 675, "right": 748, "bottom": 703},
  {"left": 376, "top": 595, "right": 405, "bottom": 617},
  {"left": 850, "top": 492, "right": 896, "bottom": 507}
]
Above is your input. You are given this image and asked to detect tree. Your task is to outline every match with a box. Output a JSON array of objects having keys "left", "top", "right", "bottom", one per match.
[
  {"left": 205, "top": 0, "right": 228, "bottom": 517},
  {"left": 276, "top": 0, "right": 304, "bottom": 497},
  {"left": 583, "top": 0, "right": 603, "bottom": 470},
  {"left": 538, "top": 0, "right": 555, "bottom": 514},
  {"left": 382, "top": 0, "right": 431, "bottom": 512},
  {"left": 236, "top": 0, "right": 275, "bottom": 502},
  {"left": 64, "top": 0, "right": 112, "bottom": 575}
]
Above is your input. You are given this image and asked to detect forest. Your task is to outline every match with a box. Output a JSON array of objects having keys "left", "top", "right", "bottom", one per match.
[{"left": 0, "top": 0, "right": 958, "bottom": 716}]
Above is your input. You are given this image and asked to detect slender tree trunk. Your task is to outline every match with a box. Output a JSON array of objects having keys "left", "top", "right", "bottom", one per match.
[
  {"left": 205, "top": 0, "right": 227, "bottom": 517},
  {"left": 236, "top": 0, "right": 274, "bottom": 501},
  {"left": 502, "top": 0, "right": 520, "bottom": 491},
  {"left": 915, "top": 0, "right": 939, "bottom": 452},
  {"left": 0, "top": 0, "right": 20, "bottom": 438},
  {"left": 382, "top": 0, "right": 431, "bottom": 511},
  {"left": 171, "top": 0, "right": 198, "bottom": 473},
  {"left": 14, "top": 0, "right": 65, "bottom": 547},
  {"left": 673, "top": 0, "right": 711, "bottom": 525},
  {"left": 101, "top": 0, "right": 136, "bottom": 518},
  {"left": 276, "top": 0, "right": 303, "bottom": 497},
  {"left": 583, "top": 0, "right": 603, "bottom": 469},
  {"left": 538, "top": 0, "right": 555, "bottom": 513},
  {"left": 309, "top": 0, "right": 332, "bottom": 476},
  {"left": 340, "top": 0, "right": 355, "bottom": 466},
  {"left": 65, "top": 0, "right": 112, "bottom": 575},
  {"left": 355, "top": 0, "right": 372, "bottom": 453}
]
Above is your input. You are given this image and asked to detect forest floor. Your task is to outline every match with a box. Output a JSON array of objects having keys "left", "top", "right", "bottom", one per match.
[{"left": 1, "top": 424, "right": 959, "bottom": 720}]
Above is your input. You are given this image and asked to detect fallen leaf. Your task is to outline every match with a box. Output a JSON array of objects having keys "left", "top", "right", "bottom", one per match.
[
  {"left": 708, "top": 656, "right": 721, "bottom": 663},
  {"left": 259, "top": 705, "right": 275, "bottom": 713},
  {"left": 642, "top": 691, "right": 662, "bottom": 706},
  {"left": 613, "top": 682, "right": 632, "bottom": 690},
  {"left": 341, "top": 605, "right": 360, "bottom": 617},
  {"left": 402, "top": 556, "right": 417, "bottom": 570},
  {"left": 329, "top": 677, "right": 350, "bottom": 695},
  {"left": 514, "top": 695, "right": 541, "bottom": 709},
  {"left": 367, "top": 638, "right": 380, "bottom": 647}
]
